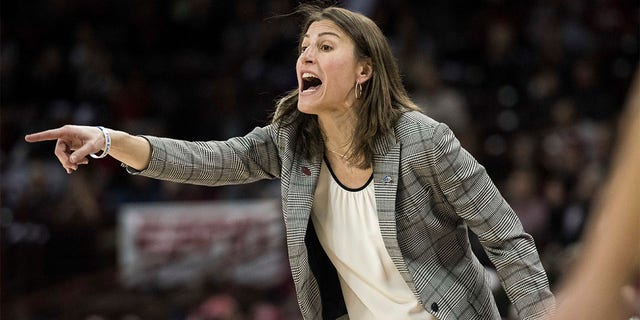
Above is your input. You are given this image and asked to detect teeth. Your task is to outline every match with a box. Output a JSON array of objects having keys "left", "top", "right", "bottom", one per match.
[{"left": 302, "top": 72, "right": 318, "bottom": 79}]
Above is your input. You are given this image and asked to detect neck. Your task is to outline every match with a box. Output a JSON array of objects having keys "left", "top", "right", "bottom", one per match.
[{"left": 318, "top": 112, "right": 356, "bottom": 153}]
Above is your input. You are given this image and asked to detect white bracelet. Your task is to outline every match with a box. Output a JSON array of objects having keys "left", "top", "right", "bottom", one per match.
[{"left": 90, "top": 126, "right": 111, "bottom": 159}]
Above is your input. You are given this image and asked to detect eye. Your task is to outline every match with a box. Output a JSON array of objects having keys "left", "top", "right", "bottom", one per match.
[
  {"left": 320, "top": 44, "right": 333, "bottom": 52},
  {"left": 300, "top": 46, "right": 308, "bottom": 54}
]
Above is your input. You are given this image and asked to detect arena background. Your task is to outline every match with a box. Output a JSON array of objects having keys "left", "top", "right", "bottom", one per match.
[{"left": 1, "top": 0, "right": 638, "bottom": 319}]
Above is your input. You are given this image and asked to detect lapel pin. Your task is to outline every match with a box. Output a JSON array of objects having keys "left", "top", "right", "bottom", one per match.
[
  {"left": 383, "top": 175, "right": 393, "bottom": 183},
  {"left": 301, "top": 166, "right": 311, "bottom": 176}
]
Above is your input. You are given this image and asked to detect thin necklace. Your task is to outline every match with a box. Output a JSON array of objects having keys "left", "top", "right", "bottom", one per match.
[
  {"left": 324, "top": 135, "right": 354, "bottom": 164},
  {"left": 326, "top": 148, "right": 348, "bottom": 159},
  {"left": 325, "top": 137, "right": 352, "bottom": 152},
  {"left": 325, "top": 147, "right": 357, "bottom": 168}
]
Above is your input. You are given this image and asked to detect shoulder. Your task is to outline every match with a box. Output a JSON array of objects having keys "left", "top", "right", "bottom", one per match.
[
  {"left": 394, "top": 111, "right": 447, "bottom": 143},
  {"left": 394, "top": 111, "right": 462, "bottom": 165}
]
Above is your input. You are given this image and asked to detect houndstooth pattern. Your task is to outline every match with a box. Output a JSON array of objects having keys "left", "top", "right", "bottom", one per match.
[{"left": 135, "top": 111, "right": 555, "bottom": 320}]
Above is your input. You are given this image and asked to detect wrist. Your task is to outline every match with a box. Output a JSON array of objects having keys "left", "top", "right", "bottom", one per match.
[
  {"left": 109, "top": 130, "right": 152, "bottom": 171},
  {"left": 90, "top": 126, "right": 111, "bottom": 159}
]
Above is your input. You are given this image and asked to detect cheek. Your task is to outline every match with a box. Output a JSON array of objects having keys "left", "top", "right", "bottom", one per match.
[{"left": 326, "top": 59, "right": 357, "bottom": 88}]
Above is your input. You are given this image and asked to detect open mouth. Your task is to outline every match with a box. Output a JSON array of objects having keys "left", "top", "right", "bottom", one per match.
[{"left": 301, "top": 73, "right": 322, "bottom": 93}]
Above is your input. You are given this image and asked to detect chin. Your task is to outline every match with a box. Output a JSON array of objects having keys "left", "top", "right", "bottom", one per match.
[{"left": 297, "top": 100, "right": 319, "bottom": 115}]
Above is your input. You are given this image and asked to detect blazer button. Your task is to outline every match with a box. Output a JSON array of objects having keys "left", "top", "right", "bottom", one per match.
[{"left": 430, "top": 302, "right": 439, "bottom": 312}]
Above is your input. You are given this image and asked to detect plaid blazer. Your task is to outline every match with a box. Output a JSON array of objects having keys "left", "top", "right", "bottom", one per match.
[{"left": 136, "top": 111, "right": 555, "bottom": 319}]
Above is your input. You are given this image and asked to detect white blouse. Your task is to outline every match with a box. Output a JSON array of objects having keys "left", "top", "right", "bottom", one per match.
[{"left": 311, "top": 160, "right": 434, "bottom": 320}]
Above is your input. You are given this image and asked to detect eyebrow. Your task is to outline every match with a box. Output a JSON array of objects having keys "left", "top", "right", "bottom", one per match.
[{"left": 303, "top": 31, "right": 342, "bottom": 39}]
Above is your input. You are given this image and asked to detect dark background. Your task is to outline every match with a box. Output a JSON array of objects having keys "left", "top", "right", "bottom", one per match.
[{"left": 1, "top": 0, "right": 638, "bottom": 319}]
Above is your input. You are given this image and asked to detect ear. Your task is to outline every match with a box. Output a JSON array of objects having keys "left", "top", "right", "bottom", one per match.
[{"left": 356, "top": 58, "right": 373, "bottom": 84}]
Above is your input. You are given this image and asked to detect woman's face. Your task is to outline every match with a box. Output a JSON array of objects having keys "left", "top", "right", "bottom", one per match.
[{"left": 296, "top": 20, "right": 368, "bottom": 116}]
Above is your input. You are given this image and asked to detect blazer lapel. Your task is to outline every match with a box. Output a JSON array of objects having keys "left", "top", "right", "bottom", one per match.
[
  {"left": 285, "top": 155, "right": 322, "bottom": 248},
  {"left": 372, "top": 133, "right": 418, "bottom": 292}
]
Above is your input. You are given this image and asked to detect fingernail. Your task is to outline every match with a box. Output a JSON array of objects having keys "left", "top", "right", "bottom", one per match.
[{"left": 70, "top": 155, "right": 76, "bottom": 163}]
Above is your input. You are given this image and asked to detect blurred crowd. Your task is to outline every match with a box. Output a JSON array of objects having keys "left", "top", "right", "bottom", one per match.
[{"left": 1, "top": 0, "right": 637, "bottom": 319}]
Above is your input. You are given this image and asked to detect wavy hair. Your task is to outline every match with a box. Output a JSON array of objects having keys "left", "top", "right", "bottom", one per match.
[{"left": 271, "top": 5, "right": 420, "bottom": 168}]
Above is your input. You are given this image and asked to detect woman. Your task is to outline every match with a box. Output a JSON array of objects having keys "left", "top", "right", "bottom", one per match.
[{"left": 25, "top": 5, "right": 555, "bottom": 320}]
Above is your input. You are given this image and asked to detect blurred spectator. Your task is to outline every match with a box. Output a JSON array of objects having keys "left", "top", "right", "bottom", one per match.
[
  {"left": 407, "top": 56, "right": 471, "bottom": 136},
  {"left": 250, "top": 302, "right": 286, "bottom": 320},
  {"left": 187, "top": 294, "right": 242, "bottom": 320}
]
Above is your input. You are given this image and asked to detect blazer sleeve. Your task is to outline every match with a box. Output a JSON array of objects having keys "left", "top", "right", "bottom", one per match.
[
  {"left": 129, "top": 125, "right": 281, "bottom": 186},
  {"left": 427, "top": 122, "right": 555, "bottom": 319}
]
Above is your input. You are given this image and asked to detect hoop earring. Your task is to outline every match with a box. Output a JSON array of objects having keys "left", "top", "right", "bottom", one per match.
[{"left": 355, "top": 81, "right": 363, "bottom": 99}]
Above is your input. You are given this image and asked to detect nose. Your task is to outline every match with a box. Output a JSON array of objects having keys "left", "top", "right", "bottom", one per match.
[{"left": 299, "top": 46, "right": 316, "bottom": 64}]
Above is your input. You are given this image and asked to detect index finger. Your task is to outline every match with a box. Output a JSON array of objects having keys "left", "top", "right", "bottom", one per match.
[{"left": 25, "top": 127, "right": 66, "bottom": 143}]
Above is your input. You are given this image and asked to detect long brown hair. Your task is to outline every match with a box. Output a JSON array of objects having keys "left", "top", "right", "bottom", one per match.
[{"left": 271, "top": 5, "right": 420, "bottom": 168}]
